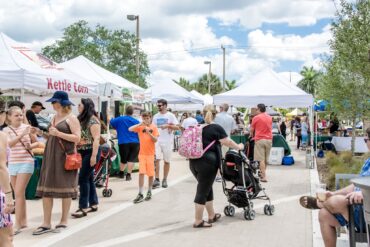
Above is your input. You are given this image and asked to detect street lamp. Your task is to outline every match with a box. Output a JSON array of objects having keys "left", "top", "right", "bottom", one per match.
[
  {"left": 204, "top": 61, "right": 211, "bottom": 94},
  {"left": 127, "top": 14, "right": 140, "bottom": 85}
]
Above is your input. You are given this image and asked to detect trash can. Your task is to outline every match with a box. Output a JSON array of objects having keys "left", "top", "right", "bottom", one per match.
[
  {"left": 352, "top": 177, "right": 370, "bottom": 246},
  {"left": 25, "top": 156, "right": 42, "bottom": 200}
]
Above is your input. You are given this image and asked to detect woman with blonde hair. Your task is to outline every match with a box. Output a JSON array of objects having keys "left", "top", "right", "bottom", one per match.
[
  {"left": 190, "top": 105, "right": 244, "bottom": 228},
  {"left": 33, "top": 91, "right": 81, "bottom": 235},
  {"left": 3, "top": 106, "right": 38, "bottom": 235},
  {"left": 0, "top": 100, "right": 15, "bottom": 246}
]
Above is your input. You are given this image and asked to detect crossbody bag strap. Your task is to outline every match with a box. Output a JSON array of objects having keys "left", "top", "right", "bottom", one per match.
[
  {"left": 8, "top": 126, "right": 34, "bottom": 158},
  {"left": 53, "top": 116, "right": 76, "bottom": 155}
]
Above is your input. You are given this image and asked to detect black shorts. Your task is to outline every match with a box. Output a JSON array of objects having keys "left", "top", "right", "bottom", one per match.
[{"left": 119, "top": 143, "right": 140, "bottom": 163}]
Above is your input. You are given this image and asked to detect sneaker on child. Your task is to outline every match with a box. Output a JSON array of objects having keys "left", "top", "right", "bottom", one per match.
[
  {"left": 133, "top": 194, "right": 144, "bottom": 204},
  {"left": 145, "top": 191, "right": 152, "bottom": 201}
]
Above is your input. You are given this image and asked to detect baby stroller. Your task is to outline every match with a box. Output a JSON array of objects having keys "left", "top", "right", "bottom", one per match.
[
  {"left": 243, "top": 137, "right": 255, "bottom": 161},
  {"left": 94, "top": 140, "right": 117, "bottom": 198},
  {"left": 221, "top": 149, "right": 274, "bottom": 220}
]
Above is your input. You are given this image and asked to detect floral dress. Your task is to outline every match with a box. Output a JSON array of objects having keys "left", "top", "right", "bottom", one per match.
[{"left": 0, "top": 147, "right": 12, "bottom": 228}]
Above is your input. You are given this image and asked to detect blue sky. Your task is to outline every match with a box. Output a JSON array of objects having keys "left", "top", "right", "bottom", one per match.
[{"left": 0, "top": 0, "right": 336, "bottom": 85}]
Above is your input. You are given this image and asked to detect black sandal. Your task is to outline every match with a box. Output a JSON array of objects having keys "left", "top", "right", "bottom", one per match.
[
  {"left": 208, "top": 213, "right": 221, "bottom": 223},
  {"left": 193, "top": 220, "right": 212, "bottom": 228},
  {"left": 86, "top": 205, "right": 98, "bottom": 213},
  {"left": 71, "top": 208, "right": 87, "bottom": 218},
  {"left": 299, "top": 196, "right": 320, "bottom": 210},
  {"left": 32, "top": 226, "right": 52, "bottom": 235}
]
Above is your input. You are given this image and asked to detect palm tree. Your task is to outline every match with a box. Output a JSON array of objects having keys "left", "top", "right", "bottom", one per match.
[
  {"left": 173, "top": 77, "right": 192, "bottom": 91},
  {"left": 194, "top": 73, "right": 222, "bottom": 95},
  {"left": 297, "top": 66, "right": 321, "bottom": 96},
  {"left": 225, "top": 79, "right": 237, "bottom": 91}
]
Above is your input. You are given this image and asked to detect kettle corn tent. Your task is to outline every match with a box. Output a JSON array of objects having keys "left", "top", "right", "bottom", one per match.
[
  {"left": 0, "top": 33, "right": 99, "bottom": 111},
  {"left": 213, "top": 68, "right": 315, "bottom": 167}
]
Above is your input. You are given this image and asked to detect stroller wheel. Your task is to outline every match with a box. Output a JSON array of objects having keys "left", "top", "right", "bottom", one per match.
[
  {"left": 102, "top": 189, "right": 107, "bottom": 197},
  {"left": 264, "top": 204, "right": 275, "bottom": 216},
  {"left": 224, "top": 206, "right": 235, "bottom": 217},
  {"left": 244, "top": 209, "right": 255, "bottom": 221},
  {"left": 107, "top": 189, "right": 113, "bottom": 197}
]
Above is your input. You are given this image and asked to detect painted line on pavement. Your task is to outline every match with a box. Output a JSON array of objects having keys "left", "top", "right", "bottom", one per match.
[
  {"left": 80, "top": 193, "right": 309, "bottom": 247},
  {"left": 31, "top": 174, "right": 193, "bottom": 247}
]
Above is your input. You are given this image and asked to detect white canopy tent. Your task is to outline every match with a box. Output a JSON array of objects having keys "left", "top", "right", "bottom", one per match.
[
  {"left": 146, "top": 81, "right": 203, "bottom": 104},
  {"left": 61, "top": 55, "right": 144, "bottom": 100},
  {"left": 168, "top": 90, "right": 213, "bottom": 111},
  {"left": 0, "top": 33, "right": 99, "bottom": 102},
  {"left": 213, "top": 68, "right": 313, "bottom": 108}
]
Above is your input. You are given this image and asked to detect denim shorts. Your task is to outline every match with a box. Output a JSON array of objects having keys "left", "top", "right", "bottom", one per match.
[
  {"left": 8, "top": 163, "right": 34, "bottom": 176},
  {"left": 334, "top": 205, "right": 365, "bottom": 231}
]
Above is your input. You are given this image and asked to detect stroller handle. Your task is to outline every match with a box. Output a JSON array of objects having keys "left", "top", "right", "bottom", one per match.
[{"left": 239, "top": 150, "right": 248, "bottom": 160}]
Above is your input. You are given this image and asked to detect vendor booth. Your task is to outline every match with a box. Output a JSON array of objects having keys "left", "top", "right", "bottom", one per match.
[
  {"left": 0, "top": 33, "right": 99, "bottom": 107},
  {"left": 213, "top": 68, "right": 314, "bottom": 166}
]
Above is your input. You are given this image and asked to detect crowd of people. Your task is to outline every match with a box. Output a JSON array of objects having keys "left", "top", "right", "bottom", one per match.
[{"left": 0, "top": 91, "right": 368, "bottom": 246}]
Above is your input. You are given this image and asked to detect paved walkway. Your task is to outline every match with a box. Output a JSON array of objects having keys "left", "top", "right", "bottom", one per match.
[{"left": 14, "top": 141, "right": 312, "bottom": 247}]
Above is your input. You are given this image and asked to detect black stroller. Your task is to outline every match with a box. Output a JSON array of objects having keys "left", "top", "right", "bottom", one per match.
[
  {"left": 94, "top": 140, "right": 117, "bottom": 198},
  {"left": 221, "top": 149, "right": 274, "bottom": 220}
]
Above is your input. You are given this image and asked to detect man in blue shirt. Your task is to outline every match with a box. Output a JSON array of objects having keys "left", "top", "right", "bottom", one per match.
[
  {"left": 110, "top": 105, "right": 140, "bottom": 180},
  {"left": 195, "top": 110, "right": 204, "bottom": 124}
]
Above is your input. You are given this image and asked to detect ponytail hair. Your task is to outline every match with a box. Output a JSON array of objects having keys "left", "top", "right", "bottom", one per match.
[{"left": 203, "top": 104, "right": 217, "bottom": 124}]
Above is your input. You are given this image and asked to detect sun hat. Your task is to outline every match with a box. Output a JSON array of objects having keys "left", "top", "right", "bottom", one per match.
[{"left": 46, "top": 91, "right": 74, "bottom": 106}]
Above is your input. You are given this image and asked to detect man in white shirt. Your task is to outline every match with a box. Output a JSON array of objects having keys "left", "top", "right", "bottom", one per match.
[
  {"left": 214, "top": 103, "right": 237, "bottom": 181},
  {"left": 181, "top": 112, "right": 198, "bottom": 130},
  {"left": 152, "top": 99, "right": 180, "bottom": 188}
]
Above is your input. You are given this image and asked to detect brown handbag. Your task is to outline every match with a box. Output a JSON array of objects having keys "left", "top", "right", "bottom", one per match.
[{"left": 57, "top": 138, "right": 82, "bottom": 170}]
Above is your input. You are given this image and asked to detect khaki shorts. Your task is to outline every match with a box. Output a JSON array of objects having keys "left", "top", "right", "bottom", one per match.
[
  {"left": 254, "top": 139, "right": 272, "bottom": 162},
  {"left": 155, "top": 142, "right": 172, "bottom": 163}
]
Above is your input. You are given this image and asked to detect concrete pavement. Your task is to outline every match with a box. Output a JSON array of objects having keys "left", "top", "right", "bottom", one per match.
[{"left": 14, "top": 141, "right": 312, "bottom": 247}]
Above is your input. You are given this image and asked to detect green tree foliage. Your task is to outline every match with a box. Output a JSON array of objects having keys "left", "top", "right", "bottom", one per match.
[
  {"left": 318, "top": 0, "right": 370, "bottom": 152},
  {"left": 225, "top": 79, "right": 237, "bottom": 91},
  {"left": 172, "top": 77, "right": 193, "bottom": 91},
  {"left": 297, "top": 66, "right": 321, "bottom": 96},
  {"left": 42, "top": 20, "right": 150, "bottom": 88}
]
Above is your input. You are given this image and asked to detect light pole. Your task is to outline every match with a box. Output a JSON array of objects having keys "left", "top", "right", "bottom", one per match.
[
  {"left": 221, "top": 45, "right": 225, "bottom": 91},
  {"left": 204, "top": 61, "right": 212, "bottom": 94},
  {"left": 127, "top": 14, "right": 140, "bottom": 85}
]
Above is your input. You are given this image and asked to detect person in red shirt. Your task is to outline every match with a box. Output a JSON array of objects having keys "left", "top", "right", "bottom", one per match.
[{"left": 250, "top": 104, "right": 272, "bottom": 182}]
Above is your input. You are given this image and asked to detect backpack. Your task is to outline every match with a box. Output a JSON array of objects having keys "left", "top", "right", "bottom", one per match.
[{"left": 178, "top": 125, "right": 215, "bottom": 159}]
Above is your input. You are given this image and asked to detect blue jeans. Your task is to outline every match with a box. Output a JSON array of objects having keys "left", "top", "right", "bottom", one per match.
[{"left": 78, "top": 149, "right": 98, "bottom": 209}]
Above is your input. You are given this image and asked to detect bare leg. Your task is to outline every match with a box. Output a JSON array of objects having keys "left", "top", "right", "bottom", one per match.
[
  {"left": 194, "top": 203, "right": 210, "bottom": 226},
  {"left": 119, "top": 163, "right": 127, "bottom": 173},
  {"left": 154, "top": 160, "right": 160, "bottom": 179},
  {"left": 42, "top": 197, "right": 53, "bottom": 227},
  {"left": 138, "top": 174, "right": 144, "bottom": 190},
  {"left": 205, "top": 201, "right": 215, "bottom": 220},
  {"left": 60, "top": 198, "right": 72, "bottom": 226},
  {"left": 0, "top": 227, "right": 13, "bottom": 247},
  {"left": 127, "top": 162, "right": 134, "bottom": 174},
  {"left": 163, "top": 162, "right": 170, "bottom": 180},
  {"left": 13, "top": 173, "right": 32, "bottom": 229},
  {"left": 319, "top": 208, "right": 340, "bottom": 247},
  {"left": 148, "top": 176, "right": 153, "bottom": 190}
]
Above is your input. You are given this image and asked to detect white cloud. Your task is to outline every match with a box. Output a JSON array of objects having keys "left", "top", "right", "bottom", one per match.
[
  {"left": 247, "top": 27, "right": 331, "bottom": 62},
  {"left": 0, "top": 0, "right": 336, "bottom": 87}
]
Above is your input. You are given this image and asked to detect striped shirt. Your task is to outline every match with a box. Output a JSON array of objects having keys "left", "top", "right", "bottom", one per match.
[{"left": 3, "top": 124, "right": 34, "bottom": 165}]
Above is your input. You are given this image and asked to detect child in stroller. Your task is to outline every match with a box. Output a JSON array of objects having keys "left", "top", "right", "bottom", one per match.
[
  {"left": 221, "top": 149, "right": 274, "bottom": 220},
  {"left": 94, "top": 140, "right": 117, "bottom": 197}
]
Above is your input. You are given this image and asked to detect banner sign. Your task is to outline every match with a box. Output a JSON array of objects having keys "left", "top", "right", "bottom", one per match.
[{"left": 47, "top": 78, "right": 89, "bottom": 94}]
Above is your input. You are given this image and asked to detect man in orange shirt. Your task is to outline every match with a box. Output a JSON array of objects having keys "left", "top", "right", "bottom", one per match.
[
  {"left": 250, "top": 103, "right": 272, "bottom": 182},
  {"left": 129, "top": 112, "right": 159, "bottom": 203}
]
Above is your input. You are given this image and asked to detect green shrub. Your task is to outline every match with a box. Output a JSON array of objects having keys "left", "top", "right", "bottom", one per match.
[{"left": 325, "top": 152, "right": 368, "bottom": 190}]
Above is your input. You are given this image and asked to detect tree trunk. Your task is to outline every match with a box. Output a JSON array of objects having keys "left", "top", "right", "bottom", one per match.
[{"left": 351, "top": 115, "right": 356, "bottom": 154}]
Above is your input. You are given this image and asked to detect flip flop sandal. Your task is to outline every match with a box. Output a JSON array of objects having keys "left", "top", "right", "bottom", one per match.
[
  {"left": 13, "top": 229, "right": 22, "bottom": 236},
  {"left": 52, "top": 224, "right": 67, "bottom": 233},
  {"left": 299, "top": 196, "right": 320, "bottom": 210},
  {"left": 32, "top": 226, "right": 52, "bottom": 235},
  {"left": 86, "top": 206, "right": 98, "bottom": 213},
  {"left": 72, "top": 208, "right": 87, "bottom": 218},
  {"left": 208, "top": 213, "right": 221, "bottom": 223},
  {"left": 193, "top": 220, "right": 212, "bottom": 228}
]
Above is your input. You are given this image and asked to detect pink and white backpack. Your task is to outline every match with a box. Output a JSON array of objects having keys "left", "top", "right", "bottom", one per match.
[{"left": 178, "top": 124, "right": 215, "bottom": 159}]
